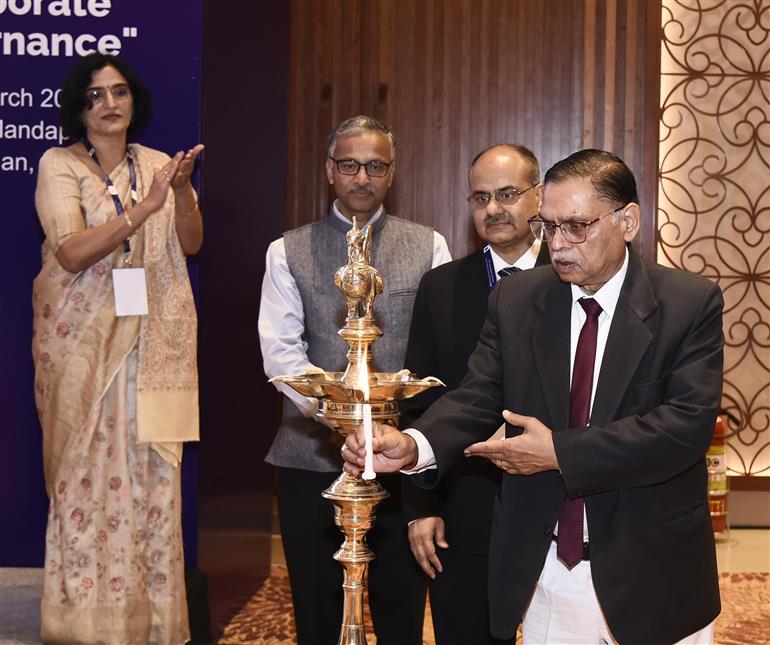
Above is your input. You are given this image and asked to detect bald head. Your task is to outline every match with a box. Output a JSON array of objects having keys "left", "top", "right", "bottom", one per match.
[
  {"left": 469, "top": 144, "right": 540, "bottom": 187},
  {"left": 468, "top": 143, "right": 542, "bottom": 264}
]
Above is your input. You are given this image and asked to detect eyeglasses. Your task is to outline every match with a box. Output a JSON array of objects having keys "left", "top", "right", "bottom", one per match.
[
  {"left": 528, "top": 205, "right": 626, "bottom": 244},
  {"left": 467, "top": 183, "right": 540, "bottom": 210},
  {"left": 329, "top": 157, "right": 393, "bottom": 178},
  {"left": 85, "top": 84, "right": 131, "bottom": 104}
]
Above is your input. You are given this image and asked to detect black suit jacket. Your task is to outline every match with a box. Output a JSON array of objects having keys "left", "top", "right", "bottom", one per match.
[
  {"left": 411, "top": 249, "right": 723, "bottom": 645},
  {"left": 401, "top": 244, "right": 550, "bottom": 554}
]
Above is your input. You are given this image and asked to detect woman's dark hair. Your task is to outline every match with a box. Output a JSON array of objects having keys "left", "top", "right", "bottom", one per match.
[{"left": 59, "top": 53, "right": 151, "bottom": 141}]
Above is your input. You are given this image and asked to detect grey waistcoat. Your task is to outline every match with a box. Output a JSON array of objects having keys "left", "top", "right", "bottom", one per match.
[{"left": 265, "top": 211, "right": 435, "bottom": 471}]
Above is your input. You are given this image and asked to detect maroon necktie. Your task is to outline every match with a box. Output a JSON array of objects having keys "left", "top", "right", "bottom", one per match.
[{"left": 557, "top": 297, "right": 603, "bottom": 567}]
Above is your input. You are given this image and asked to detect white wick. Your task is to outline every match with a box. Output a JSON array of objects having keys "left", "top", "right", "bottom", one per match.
[{"left": 362, "top": 402, "right": 376, "bottom": 480}]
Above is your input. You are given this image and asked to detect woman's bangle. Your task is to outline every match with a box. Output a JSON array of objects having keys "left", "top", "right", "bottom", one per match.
[{"left": 124, "top": 213, "right": 135, "bottom": 229}]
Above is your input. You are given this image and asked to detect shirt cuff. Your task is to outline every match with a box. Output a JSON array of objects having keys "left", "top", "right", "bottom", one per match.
[{"left": 401, "top": 429, "right": 437, "bottom": 474}]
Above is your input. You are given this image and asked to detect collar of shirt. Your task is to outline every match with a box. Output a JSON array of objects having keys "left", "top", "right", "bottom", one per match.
[
  {"left": 569, "top": 246, "right": 629, "bottom": 321},
  {"left": 568, "top": 246, "right": 629, "bottom": 412},
  {"left": 488, "top": 238, "right": 542, "bottom": 280},
  {"left": 332, "top": 200, "right": 383, "bottom": 231}
]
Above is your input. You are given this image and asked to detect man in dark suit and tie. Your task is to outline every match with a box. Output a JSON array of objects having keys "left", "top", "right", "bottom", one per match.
[
  {"left": 401, "top": 144, "right": 549, "bottom": 645},
  {"left": 342, "top": 149, "right": 723, "bottom": 645}
]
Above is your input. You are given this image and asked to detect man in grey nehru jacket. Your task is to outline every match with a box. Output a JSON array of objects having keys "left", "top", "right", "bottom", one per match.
[{"left": 259, "top": 115, "right": 451, "bottom": 645}]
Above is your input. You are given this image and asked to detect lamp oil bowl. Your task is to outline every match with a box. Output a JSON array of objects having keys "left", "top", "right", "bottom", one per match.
[{"left": 272, "top": 369, "right": 442, "bottom": 434}]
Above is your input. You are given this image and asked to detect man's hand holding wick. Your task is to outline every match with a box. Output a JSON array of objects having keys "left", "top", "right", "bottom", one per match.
[
  {"left": 341, "top": 421, "right": 418, "bottom": 476},
  {"left": 464, "top": 410, "right": 560, "bottom": 475}
]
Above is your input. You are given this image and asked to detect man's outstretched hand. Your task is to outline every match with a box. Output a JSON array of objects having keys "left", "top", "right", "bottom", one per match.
[{"left": 464, "top": 410, "right": 559, "bottom": 475}]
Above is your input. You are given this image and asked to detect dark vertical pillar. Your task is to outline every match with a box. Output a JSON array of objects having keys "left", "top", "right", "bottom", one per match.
[
  {"left": 198, "top": 0, "right": 289, "bottom": 633},
  {"left": 640, "top": 0, "right": 663, "bottom": 261}
]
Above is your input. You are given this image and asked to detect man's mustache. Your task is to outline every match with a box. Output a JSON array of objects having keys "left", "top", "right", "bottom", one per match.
[
  {"left": 484, "top": 213, "right": 513, "bottom": 227},
  {"left": 350, "top": 185, "right": 374, "bottom": 195},
  {"left": 551, "top": 252, "right": 574, "bottom": 263}
]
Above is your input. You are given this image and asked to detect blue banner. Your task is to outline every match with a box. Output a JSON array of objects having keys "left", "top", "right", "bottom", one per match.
[{"left": 0, "top": 0, "right": 203, "bottom": 566}]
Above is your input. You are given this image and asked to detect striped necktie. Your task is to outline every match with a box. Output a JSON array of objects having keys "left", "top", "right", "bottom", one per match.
[{"left": 497, "top": 266, "right": 520, "bottom": 278}]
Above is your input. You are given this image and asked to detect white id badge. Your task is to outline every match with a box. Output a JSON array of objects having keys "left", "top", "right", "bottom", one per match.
[{"left": 113, "top": 268, "right": 149, "bottom": 316}]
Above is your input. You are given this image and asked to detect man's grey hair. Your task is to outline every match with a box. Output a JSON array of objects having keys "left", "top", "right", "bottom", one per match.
[{"left": 327, "top": 115, "right": 396, "bottom": 160}]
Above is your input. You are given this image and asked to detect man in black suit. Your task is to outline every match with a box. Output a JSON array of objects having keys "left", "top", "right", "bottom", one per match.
[
  {"left": 401, "top": 144, "right": 549, "bottom": 645},
  {"left": 342, "top": 150, "right": 723, "bottom": 645}
]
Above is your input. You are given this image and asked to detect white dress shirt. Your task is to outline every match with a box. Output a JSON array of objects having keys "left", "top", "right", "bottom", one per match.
[
  {"left": 259, "top": 201, "right": 452, "bottom": 417},
  {"left": 568, "top": 248, "right": 628, "bottom": 420},
  {"left": 487, "top": 238, "right": 542, "bottom": 277}
]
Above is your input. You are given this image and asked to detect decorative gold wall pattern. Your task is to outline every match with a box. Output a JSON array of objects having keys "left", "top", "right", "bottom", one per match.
[{"left": 658, "top": 0, "right": 770, "bottom": 475}]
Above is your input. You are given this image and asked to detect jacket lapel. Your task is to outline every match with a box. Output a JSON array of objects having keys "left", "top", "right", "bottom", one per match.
[
  {"left": 450, "top": 251, "right": 489, "bottom": 327},
  {"left": 535, "top": 240, "right": 551, "bottom": 267},
  {"left": 590, "top": 250, "right": 657, "bottom": 424},
  {"left": 462, "top": 249, "right": 489, "bottom": 292},
  {"left": 533, "top": 278, "right": 572, "bottom": 430}
]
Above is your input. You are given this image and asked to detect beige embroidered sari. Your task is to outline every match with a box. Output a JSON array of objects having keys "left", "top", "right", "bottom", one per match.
[{"left": 32, "top": 144, "right": 198, "bottom": 645}]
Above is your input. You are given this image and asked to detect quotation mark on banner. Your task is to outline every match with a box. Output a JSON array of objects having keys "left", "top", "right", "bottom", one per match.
[{"left": 122, "top": 27, "right": 138, "bottom": 38}]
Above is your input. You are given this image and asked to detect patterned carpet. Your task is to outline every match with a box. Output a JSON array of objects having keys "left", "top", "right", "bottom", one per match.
[
  {"left": 218, "top": 566, "right": 770, "bottom": 644},
  {"left": 218, "top": 564, "right": 425, "bottom": 645},
  {"left": 716, "top": 573, "right": 770, "bottom": 645}
]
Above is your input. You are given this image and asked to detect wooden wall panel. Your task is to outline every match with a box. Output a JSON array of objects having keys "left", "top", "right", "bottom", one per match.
[
  {"left": 285, "top": 0, "right": 364, "bottom": 230},
  {"left": 362, "top": 0, "right": 586, "bottom": 255},
  {"left": 199, "top": 0, "right": 290, "bottom": 634},
  {"left": 286, "top": 0, "right": 661, "bottom": 259},
  {"left": 580, "top": 0, "right": 661, "bottom": 259}
]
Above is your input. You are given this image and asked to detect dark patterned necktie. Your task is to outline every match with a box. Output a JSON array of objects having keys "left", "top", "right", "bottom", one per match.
[
  {"left": 498, "top": 266, "right": 520, "bottom": 278},
  {"left": 557, "top": 297, "right": 603, "bottom": 567}
]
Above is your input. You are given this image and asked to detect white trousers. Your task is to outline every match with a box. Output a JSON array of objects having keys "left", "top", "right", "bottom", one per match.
[{"left": 522, "top": 540, "right": 714, "bottom": 645}]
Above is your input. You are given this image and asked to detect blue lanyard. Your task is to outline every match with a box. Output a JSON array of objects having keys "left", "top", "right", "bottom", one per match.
[
  {"left": 482, "top": 245, "right": 498, "bottom": 291},
  {"left": 82, "top": 137, "right": 137, "bottom": 254}
]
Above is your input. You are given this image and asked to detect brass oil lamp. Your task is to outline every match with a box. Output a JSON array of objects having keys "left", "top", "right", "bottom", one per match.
[{"left": 271, "top": 217, "right": 441, "bottom": 644}]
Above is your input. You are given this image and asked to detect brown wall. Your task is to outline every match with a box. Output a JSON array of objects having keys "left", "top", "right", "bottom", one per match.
[
  {"left": 286, "top": 0, "right": 661, "bottom": 259},
  {"left": 198, "top": 0, "right": 289, "bottom": 634}
]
